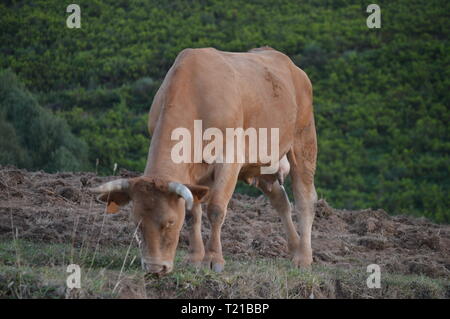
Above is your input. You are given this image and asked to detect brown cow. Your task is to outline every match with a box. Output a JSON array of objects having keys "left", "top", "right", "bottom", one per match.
[{"left": 90, "top": 47, "right": 317, "bottom": 275}]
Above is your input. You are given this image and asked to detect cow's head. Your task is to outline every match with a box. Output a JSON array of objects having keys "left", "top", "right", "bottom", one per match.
[{"left": 90, "top": 176, "right": 209, "bottom": 276}]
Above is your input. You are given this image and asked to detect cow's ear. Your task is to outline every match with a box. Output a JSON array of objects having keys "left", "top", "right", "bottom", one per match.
[
  {"left": 97, "top": 191, "right": 131, "bottom": 214},
  {"left": 185, "top": 184, "right": 209, "bottom": 203}
]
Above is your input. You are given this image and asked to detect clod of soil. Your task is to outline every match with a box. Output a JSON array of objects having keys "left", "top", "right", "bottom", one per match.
[{"left": 56, "top": 186, "right": 82, "bottom": 203}]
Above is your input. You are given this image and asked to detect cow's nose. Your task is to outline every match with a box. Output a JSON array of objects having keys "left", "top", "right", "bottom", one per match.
[
  {"left": 160, "top": 262, "right": 173, "bottom": 274},
  {"left": 143, "top": 262, "right": 173, "bottom": 275}
]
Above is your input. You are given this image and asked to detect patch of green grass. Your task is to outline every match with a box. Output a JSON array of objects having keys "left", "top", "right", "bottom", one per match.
[
  {"left": 1, "top": 240, "right": 448, "bottom": 299},
  {"left": 383, "top": 274, "right": 450, "bottom": 299},
  {"left": 0, "top": 239, "right": 142, "bottom": 270}
]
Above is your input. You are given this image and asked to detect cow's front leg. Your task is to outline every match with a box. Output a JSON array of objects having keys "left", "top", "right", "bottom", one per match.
[
  {"left": 203, "top": 164, "right": 241, "bottom": 272},
  {"left": 203, "top": 202, "right": 226, "bottom": 272},
  {"left": 185, "top": 202, "right": 205, "bottom": 268}
]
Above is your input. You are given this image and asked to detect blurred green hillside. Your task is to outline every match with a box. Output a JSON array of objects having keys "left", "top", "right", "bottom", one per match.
[{"left": 0, "top": 0, "right": 448, "bottom": 222}]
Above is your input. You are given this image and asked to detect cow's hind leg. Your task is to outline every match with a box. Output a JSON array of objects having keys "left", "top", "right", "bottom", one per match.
[
  {"left": 185, "top": 202, "right": 205, "bottom": 267},
  {"left": 203, "top": 163, "right": 241, "bottom": 272},
  {"left": 287, "top": 120, "right": 318, "bottom": 267},
  {"left": 258, "top": 181, "right": 301, "bottom": 262}
]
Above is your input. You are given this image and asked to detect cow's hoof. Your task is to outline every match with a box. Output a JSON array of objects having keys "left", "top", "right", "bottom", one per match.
[
  {"left": 293, "top": 255, "right": 313, "bottom": 268},
  {"left": 212, "top": 263, "right": 224, "bottom": 273},
  {"left": 189, "top": 260, "right": 203, "bottom": 269},
  {"left": 183, "top": 255, "right": 203, "bottom": 269},
  {"left": 202, "top": 261, "right": 225, "bottom": 272},
  {"left": 202, "top": 255, "right": 225, "bottom": 272}
]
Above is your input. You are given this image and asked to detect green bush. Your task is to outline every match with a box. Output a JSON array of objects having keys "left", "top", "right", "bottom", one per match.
[
  {"left": 0, "top": 116, "right": 29, "bottom": 167},
  {"left": 61, "top": 101, "right": 149, "bottom": 174},
  {"left": 0, "top": 69, "right": 89, "bottom": 172}
]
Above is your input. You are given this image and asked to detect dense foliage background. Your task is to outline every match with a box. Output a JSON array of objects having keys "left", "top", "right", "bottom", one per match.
[{"left": 0, "top": 0, "right": 448, "bottom": 222}]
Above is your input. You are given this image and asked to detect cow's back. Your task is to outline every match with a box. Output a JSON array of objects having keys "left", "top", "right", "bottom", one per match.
[{"left": 148, "top": 47, "right": 312, "bottom": 161}]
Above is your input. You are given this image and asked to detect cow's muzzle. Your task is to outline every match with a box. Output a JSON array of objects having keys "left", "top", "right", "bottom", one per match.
[{"left": 142, "top": 260, "right": 173, "bottom": 276}]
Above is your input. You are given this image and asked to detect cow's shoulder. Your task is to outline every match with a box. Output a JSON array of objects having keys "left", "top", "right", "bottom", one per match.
[
  {"left": 248, "top": 46, "right": 277, "bottom": 52},
  {"left": 248, "top": 46, "right": 293, "bottom": 63},
  {"left": 174, "top": 47, "right": 220, "bottom": 64}
]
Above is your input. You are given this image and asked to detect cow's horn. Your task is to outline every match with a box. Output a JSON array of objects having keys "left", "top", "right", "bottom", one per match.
[
  {"left": 89, "top": 179, "right": 130, "bottom": 193},
  {"left": 168, "top": 182, "right": 194, "bottom": 210}
]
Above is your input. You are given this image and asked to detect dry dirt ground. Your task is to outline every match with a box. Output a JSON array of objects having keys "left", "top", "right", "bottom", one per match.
[{"left": 0, "top": 166, "right": 449, "bottom": 298}]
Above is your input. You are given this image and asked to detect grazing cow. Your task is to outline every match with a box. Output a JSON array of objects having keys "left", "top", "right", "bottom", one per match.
[{"left": 90, "top": 47, "right": 317, "bottom": 275}]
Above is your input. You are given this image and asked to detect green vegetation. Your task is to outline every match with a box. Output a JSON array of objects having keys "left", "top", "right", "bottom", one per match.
[
  {"left": 1, "top": 240, "right": 448, "bottom": 298},
  {"left": 0, "top": 0, "right": 449, "bottom": 222},
  {"left": 0, "top": 70, "right": 88, "bottom": 172}
]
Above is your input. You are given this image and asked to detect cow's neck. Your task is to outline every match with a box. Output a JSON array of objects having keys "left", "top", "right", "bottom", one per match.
[
  {"left": 144, "top": 144, "right": 192, "bottom": 185},
  {"left": 143, "top": 108, "right": 194, "bottom": 184}
]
